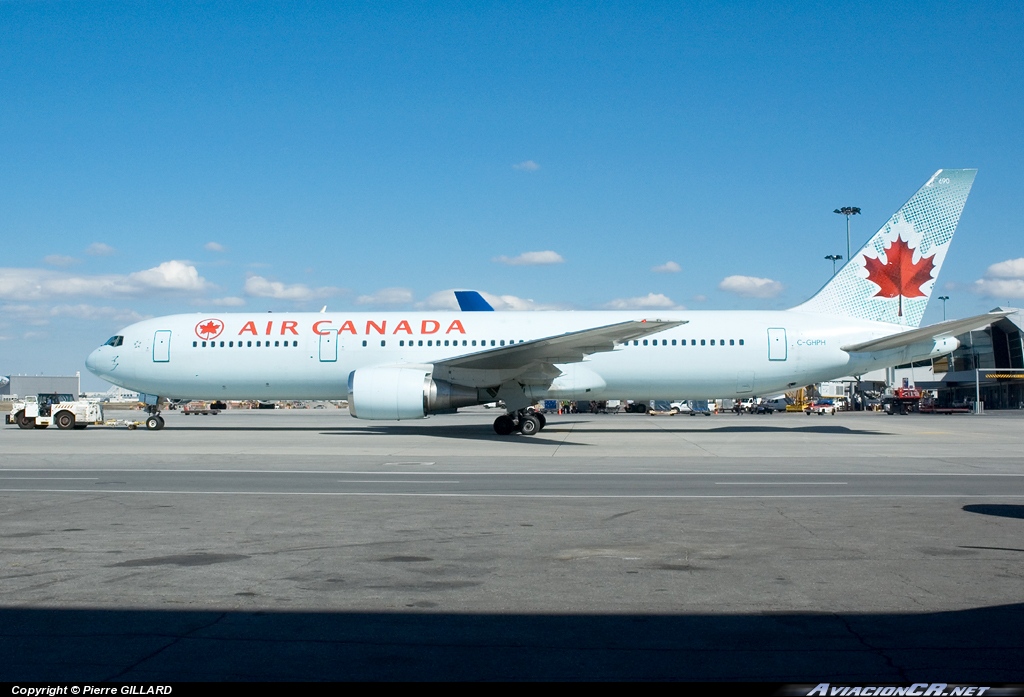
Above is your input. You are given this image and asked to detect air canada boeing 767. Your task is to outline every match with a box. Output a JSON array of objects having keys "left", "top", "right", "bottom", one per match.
[{"left": 86, "top": 169, "right": 1006, "bottom": 435}]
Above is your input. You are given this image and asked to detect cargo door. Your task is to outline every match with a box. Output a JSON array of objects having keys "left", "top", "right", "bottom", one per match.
[
  {"left": 319, "top": 329, "right": 338, "bottom": 362},
  {"left": 153, "top": 330, "right": 171, "bottom": 362},
  {"left": 767, "top": 328, "right": 787, "bottom": 361}
]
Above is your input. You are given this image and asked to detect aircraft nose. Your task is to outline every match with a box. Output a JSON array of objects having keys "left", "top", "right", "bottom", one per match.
[{"left": 85, "top": 347, "right": 105, "bottom": 376}]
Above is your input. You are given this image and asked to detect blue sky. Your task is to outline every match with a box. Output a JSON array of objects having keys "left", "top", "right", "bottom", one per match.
[{"left": 2, "top": 1, "right": 1023, "bottom": 390}]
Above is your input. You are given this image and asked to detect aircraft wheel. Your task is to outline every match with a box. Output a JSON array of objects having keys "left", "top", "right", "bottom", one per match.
[
  {"left": 519, "top": 414, "right": 541, "bottom": 436},
  {"left": 16, "top": 411, "right": 34, "bottom": 430},
  {"left": 493, "top": 415, "right": 516, "bottom": 436},
  {"left": 156, "top": 415, "right": 166, "bottom": 430},
  {"left": 146, "top": 416, "right": 161, "bottom": 431},
  {"left": 56, "top": 411, "right": 76, "bottom": 430},
  {"left": 534, "top": 412, "right": 546, "bottom": 429}
]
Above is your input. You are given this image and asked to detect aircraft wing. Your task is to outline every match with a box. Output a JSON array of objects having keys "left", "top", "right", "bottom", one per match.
[
  {"left": 841, "top": 311, "right": 1011, "bottom": 353},
  {"left": 435, "top": 319, "right": 685, "bottom": 371}
]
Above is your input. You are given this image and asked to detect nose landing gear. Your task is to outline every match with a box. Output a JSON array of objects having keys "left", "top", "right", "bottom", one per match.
[{"left": 144, "top": 400, "right": 166, "bottom": 430}]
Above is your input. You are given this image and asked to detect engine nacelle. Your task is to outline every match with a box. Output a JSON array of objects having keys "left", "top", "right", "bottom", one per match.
[{"left": 347, "top": 367, "right": 485, "bottom": 420}]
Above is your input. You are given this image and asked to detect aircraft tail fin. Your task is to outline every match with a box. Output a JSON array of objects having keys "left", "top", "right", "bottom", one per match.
[
  {"left": 791, "top": 169, "right": 977, "bottom": 328},
  {"left": 455, "top": 290, "right": 495, "bottom": 311}
]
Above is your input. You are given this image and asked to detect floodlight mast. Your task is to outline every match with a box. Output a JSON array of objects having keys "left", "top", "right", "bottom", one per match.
[
  {"left": 825, "top": 254, "right": 843, "bottom": 276},
  {"left": 834, "top": 206, "right": 861, "bottom": 262},
  {"left": 938, "top": 295, "right": 950, "bottom": 321}
]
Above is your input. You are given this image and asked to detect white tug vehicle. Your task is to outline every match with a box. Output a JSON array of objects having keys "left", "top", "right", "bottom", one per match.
[{"left": 6, "top": 393, "right": 104, "bottom": 430}]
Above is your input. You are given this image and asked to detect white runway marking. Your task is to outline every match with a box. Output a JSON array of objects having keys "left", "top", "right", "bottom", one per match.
[{"left": 3, "top": 488, "right": 1024, "bottom": 499}]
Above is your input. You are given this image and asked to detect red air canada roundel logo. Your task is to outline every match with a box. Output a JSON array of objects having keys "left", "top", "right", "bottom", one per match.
[{"left": 195, "top": 318, "right": 225, "bottom": 340}]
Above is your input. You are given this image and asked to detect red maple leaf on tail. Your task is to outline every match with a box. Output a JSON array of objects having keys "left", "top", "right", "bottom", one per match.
[{"left": 863, "top": 237, "right": 936, "bottom": 317}]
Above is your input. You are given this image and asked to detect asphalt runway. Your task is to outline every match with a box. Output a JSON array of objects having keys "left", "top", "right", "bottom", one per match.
[{"left": 2, "top": 408, "right": 1023, "bottom": 681}]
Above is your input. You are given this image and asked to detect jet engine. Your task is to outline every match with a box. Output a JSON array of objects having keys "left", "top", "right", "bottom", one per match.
[{"left": 347, "top": 366, "right": 485, "bottom": 420}]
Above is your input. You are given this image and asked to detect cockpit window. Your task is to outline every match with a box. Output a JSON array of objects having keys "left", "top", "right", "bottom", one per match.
[{"left": 104, "top": 335, "right": 124, "bottom": 347}]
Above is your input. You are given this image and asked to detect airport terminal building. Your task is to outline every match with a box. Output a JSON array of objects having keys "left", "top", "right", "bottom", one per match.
[
  {"left": 0, "top": 374, "right": 82, "bottom": 400},
  {"left": 926, "top": 307, "right": 1024, "bottom": 409},
  {"left": 871, "top": 307, "right": 1024, "bottom": 410}
]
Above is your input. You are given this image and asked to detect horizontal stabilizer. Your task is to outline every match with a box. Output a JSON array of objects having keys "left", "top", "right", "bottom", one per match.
[
  {"left": 437, "top": 319, "right": 686, "bottom": 371},
  {"left": 841, "top": 311, "right": 1011, "bottom": 353}
]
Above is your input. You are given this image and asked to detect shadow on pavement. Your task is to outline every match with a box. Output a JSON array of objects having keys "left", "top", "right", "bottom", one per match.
[{"left": 3, "top": 604, "right": 1023, "bottom": 681}]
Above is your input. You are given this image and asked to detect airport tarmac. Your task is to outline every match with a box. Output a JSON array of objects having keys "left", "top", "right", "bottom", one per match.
[{"left": 2, "top": 408, "right": 1023, "bottom": 681}]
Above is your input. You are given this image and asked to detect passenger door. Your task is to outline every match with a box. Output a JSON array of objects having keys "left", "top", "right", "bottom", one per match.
[
  {"left": 767, "top": 328, "right": 787, "bottom": 361},
  {"left": 153, "top": 330, "right": 171, "bottom": 362}
]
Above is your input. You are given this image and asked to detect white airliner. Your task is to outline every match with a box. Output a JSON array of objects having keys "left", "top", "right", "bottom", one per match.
[{"left": 86, "top": 169, "right": 1006, "bottom": 435}]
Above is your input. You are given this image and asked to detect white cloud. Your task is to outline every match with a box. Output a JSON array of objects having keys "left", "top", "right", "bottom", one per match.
[
  {"left": 128, "top": 260, "right": 209, "bottom": 291},
  {"left": 493, "top": 250, "right": 565, "bottom": 266},
  {"left": 204, "top": 241, "right": 227, "bottom": 252},
  {"left": 418, "top": 289, "right": 564, "bottom": 311},
  {"left": 604, "top": 293, "right": 684, "bottom": 310},
  {"left": 0, "top": 261, "right": 209, "bottom": 300},
  {"left": 718, "top": 275, "right": 784, "bottom": 298},
  {"left": 972, "top": 279, "right": 1024, "bottom": 299},
  {"left": 356, "top": 287, "right": 414, "bottom": 306},
  {"left": 243, "top": 275, "right": 341, "bottom": 302},
  {"left": 207, "top": 296, "right": 246, "bottom": 307},
  {"left": 984, "top": 257, "right": 1024, "bottom": 279},
  {"left": 44, "top": 255, "right": 79, "bottom": 268},
  {"left": 512, "top": 160, "right": 540, "bottom": 171},
  {"left": 971, "top": 257, "right": 1024, "bottom": 298},
  {"left": 49, "top": 304, "right": 145, "bottom": 323},
  {"left": 651, "top": 261, "right": 681, "bottom": 273},
  {"left": 86, "top": 242, "right": 116, "bottom": 256}
]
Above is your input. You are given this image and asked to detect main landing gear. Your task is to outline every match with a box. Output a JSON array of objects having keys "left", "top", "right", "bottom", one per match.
[{"left": 493, "top": 410, "right": 547, "bottom": 436}]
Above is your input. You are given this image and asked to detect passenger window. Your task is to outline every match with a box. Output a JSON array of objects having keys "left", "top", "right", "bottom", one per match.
[
  {"left": 380, "top": 340, "right": 386, "bottom": 347},
  {"left": 274, "top": 341, "right": 279, "bottom": 347},
  {"left": 193, "top": 341, "right": 197, "bottom": 347},
  {"left": 711, "top": 340, "right": 715, "bottom": 346},
  {"left": 247, "top": 341, "right": 252, "bottom": 347},
  {"left": 672, "top": 340, "right": 676, "bottom": 346},
  {"left": 362, "top": 340, "right": 367, "bottom": 347},
  {"left": 730, "top": 339, "right": 735, "bottom": 346},
  {"left": 202, "top": 341, "right": 207, "bottom": 347},
  {"left": 691, "top": 340, "right": 696, "bottom": 346},
  {"left": 739, "top": 339, "right": 745, "bottom": 346},
  {"left": 700, "top": 340, "right": 706, "bottom": 346}
]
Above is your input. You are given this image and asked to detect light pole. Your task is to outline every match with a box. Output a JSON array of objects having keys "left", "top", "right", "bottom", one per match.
[
  {"left": 938, "top": 295, "right": 950, "bottom": 321},
  {"left": 825, "top": 254, "right": 843, "bottom": 276},
  {"left": 834, "top": 206, "right": 861, "bottom": 263}
]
